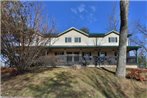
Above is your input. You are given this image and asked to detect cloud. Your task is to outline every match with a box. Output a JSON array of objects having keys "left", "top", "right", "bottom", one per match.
[
  {"left": 90, "top": 6, "right": 96, "bottom": 12},
  {"left": 70, "top": 4, "right": 97, "bottom": 23},
  {"left": 78, "top": 4, "right": 86, "bottom": 13},
  {"left": 71, "top": 4, "right": 86, "bottom": 14},
  {"left": 79, "top": 15, "right": 84, "bottom": 20},
  {"left": 88, "top": 13, "right": 97, "bottom": 23},
  {"left": 71, "top": 8, "right": 77, "bottom": 14}
]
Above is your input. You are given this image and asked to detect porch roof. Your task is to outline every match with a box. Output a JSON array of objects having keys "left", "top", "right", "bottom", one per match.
[{"left": 47, "top": 46, "right": 141, "bottom": 50}]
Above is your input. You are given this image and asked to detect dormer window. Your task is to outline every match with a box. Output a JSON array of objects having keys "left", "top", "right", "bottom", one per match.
[
  {"left": 65, "top": 37, "right": 72, "bottom": 43},
  {"left": 75, "top": 37, "right": 81, "bottom": 43},
  {"left": 109, "top": 37, "right": 117, "bottom": 43}
]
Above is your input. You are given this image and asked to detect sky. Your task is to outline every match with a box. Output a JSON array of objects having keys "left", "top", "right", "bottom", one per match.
[{"left": 35, "top": 1, "right": 147, "bottom": 33}]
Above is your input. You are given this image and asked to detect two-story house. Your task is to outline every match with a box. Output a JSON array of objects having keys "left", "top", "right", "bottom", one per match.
[{"left": 38, "top": 27, "right": 140, "bottom": 66}]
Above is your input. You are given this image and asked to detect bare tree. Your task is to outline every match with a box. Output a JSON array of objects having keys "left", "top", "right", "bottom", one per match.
[
  {"left": 1, "top": 1, "right": 55, "bottom": 72},
  {"left": 116, "top": 0, "right": 129, "bottom": 77},
  {"left": 130, "top": 20, "right": 147, "bottom": 67},
  {"left": 80, "top": 27, "right": 89, "bottom": 34},
  {"left": 106, "top": 2, "right": 119, "bottom": 31},
  {"left": 130, "top": 21, "right": 147, "bottom": 52}
]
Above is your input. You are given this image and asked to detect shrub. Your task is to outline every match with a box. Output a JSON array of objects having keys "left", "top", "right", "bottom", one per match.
[
  {"left": 71, "top": 64, "right": 82, "bottom": 70},
  {"left": 34, "top": 55, "right": 58, "bottom": 67},
  {"left": 1, "top": 67, "right": 17, "bottom": 75},
  {"left": 126, "top": 68, "right": 147, "bottom": 81}
]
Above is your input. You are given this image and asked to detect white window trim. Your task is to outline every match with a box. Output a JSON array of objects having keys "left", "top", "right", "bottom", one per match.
[
  {"left": 65, "top": 37, "right": 72, "bottom": 43},
  {"left": 74, "top": 37, "right": 81, "bottom": 43},
  {"left": 109, "top": 37, "right": 117, "bottom": 43}
]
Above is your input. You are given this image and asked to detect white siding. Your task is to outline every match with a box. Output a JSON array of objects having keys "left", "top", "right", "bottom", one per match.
[
  {"left": 98, "top": 33, "right": 119, "bottom": 46},
  {"left": 51, "top": 30, "right": 95, "bottom": 46},
  {"left": 48, "top": 30, "right": 129, "bottom": 46}
]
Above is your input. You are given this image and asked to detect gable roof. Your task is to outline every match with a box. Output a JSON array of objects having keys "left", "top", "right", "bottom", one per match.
[
  {"left": 105, "top": 30, "right": 132, "bottom": 37},
  {"left": 89, "top": 30, "right": 132, "bottom": 37},
  {"left": 105, "top": 30, "right": 119, "bottom": 36},
  {"left": 57, "top": 27, "right": 120, "bottom": 37},
  {"left": 88, "top": 30, "right": 119, "bottom": 37},
  {"left": 57, "top": 27, "right": 89, "bottom": 37},
  {"left": 38, "top": 27, "right": 132, "bottom": 38}
]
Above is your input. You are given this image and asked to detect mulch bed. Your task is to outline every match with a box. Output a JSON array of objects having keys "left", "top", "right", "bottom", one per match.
[
  {"left": 1, "top": 67, "right": 147, "bottom": 82},
  {"left": 126, "top": 68, "right": 147, "bottom": 81},
  {"left": 1, "top": 67, "right": 17, "bottom": 75}
]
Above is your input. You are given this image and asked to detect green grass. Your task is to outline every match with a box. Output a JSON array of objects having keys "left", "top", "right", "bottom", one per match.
[{"left": 1, "top": 67, "right": 147, "bottom": 98}]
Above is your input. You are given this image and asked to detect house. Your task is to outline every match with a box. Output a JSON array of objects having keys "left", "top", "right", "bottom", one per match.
[{"left": 38, "top": 27, "right": 140, "bottom": 66}]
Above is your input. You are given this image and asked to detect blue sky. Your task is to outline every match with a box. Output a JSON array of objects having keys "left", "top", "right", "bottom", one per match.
[
  {"left": 37, "top": 1, "right": 147, "bottom": 33},
  {"left": 30, "top": 1, "right": 147, "bottom": 33}
]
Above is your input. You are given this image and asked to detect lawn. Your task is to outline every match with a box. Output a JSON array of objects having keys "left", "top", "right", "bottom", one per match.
[{"left": 1, "top": 67, "right": 147, "bottom": 98}]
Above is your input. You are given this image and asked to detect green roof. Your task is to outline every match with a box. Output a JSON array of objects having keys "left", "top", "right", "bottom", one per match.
[
  {"left": 51, "top": 27, "right": 132, "bottom": 38},
  {"left": 47, "top": 46, "right": 140, "bottom": 50}
]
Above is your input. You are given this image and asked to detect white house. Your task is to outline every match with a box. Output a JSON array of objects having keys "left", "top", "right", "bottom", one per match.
[{"left": 38, "top": 27, "right": 140, "bottom": 66}]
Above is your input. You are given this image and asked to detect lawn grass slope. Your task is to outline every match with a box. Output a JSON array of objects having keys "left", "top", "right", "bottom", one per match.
[{"left": 1, "top": 67, "right": 147, "bottom": 98}]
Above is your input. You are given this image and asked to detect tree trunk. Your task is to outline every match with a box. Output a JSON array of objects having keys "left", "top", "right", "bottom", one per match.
[{"left": 116, "top": 0, "right": 129, "bottom": 77}]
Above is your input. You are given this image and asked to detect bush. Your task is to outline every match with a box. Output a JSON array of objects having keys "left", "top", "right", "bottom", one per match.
[
  {"left": 34, "top": 55, "right": 58, "bottom": 67},
  {"left": 71, "top": 64, "right": 82, "bottom": 70},
  {"left": 1, "top": 67, "right": 17, "bottom": 75},
  {"left": 126, "top": 68, "right": 147, "bottom": 81}
]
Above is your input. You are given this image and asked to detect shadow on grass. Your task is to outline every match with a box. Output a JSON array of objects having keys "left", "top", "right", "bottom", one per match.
[
  {"left": 79, "top": 68, "right": 128, "bottom": 98},
  {"left": 1, "top": 67, "right": 55, "bottom": 82},
  {"left": 29, "top": 71, "right": 87, "bottom": 98},
  {"left": 101, "top": 67, "right": 115, "bottom": 75},
  {"left": 80, "top": 68, "right": 147, "bottom": 98}
]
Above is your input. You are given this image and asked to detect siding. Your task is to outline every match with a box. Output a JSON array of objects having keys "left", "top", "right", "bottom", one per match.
[{"left": 49, "top": 30, "right": 129, "bottom": 46}]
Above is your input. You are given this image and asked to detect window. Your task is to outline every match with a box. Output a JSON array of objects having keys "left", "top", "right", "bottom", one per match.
[
  {"left": 65, "top": 37, "right": 72, "bottom": 43},
  {"left": 67, "top": 52, "right": 72, "bottom": 55},
  {"left": 74, "top": 52, "right": 79, "bottom": 55},
  {"left": 74, "top": 52, "right": 80, "bottom": 62},
  {"left": 108, "top": 37, "right": 117, "bottom": 43},
  {"left": 99, "top": 52, "right": 107, "bottom": 57},
  {"left": 82, "top": 52, "right": 91, "bottom": 60},
  {"left": 55, "top": 52, "right": 64, "bottom": 56},
  {"left": 75, "top": 37, "right": 81, "bottom": 43},
  {"left": 67, "top": 52, "right": 72, "bottom": 62},
  {"left": 82, "top": 52, "right": 91, "bottom": 56},
  {"left": 67, "top": 56, "right": 72, "bottom": 62}
]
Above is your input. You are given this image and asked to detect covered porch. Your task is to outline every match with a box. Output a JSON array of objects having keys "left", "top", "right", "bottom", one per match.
[{"left": 46, "top": 46, "right": 140, "bottom": 66}]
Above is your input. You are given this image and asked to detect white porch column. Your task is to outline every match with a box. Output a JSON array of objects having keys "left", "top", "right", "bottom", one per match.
[
  {"left": 72, "top": 52, "right": 74, "bottom": 63},
  {"left": 79, "top": 49, "right": 82, "bottom": 56},
  {"left": 79, "top": 50, "right": 82, "bottom": 62},
  {"left": 64, "top": 49, "right": 66, "bottom": 62}
]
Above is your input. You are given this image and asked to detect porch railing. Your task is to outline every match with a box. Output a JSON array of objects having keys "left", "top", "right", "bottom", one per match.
[
  {"left": 55, "top": 55, "right": 137, "bottom": 66},
  {"left": 127, "top": 56, "right": 137, "bottom": 64}
]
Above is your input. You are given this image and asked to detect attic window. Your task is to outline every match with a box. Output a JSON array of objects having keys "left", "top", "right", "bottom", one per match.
[
  {"left": 65, "top": 37, "right": 72, "bottom": 43},
  {"left": 75, "top": 37, "right": 81, "bottom": 43},
  {"left": 109, "top": 37, "right": 117, "bottom": 43}
]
